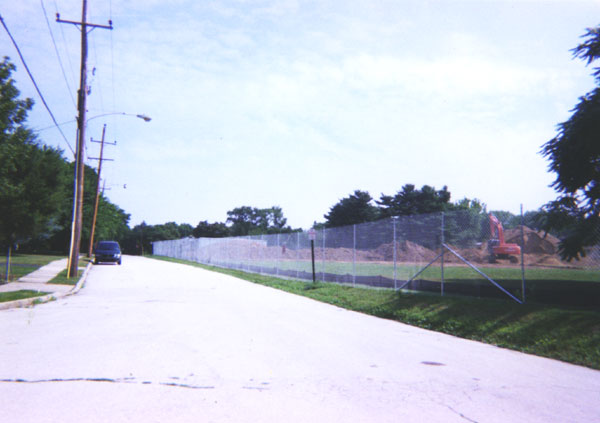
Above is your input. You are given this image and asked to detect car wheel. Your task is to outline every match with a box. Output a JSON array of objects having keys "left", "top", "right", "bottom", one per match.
[{"left": 118, "top": 259, "right": 122, "bottom": 265}]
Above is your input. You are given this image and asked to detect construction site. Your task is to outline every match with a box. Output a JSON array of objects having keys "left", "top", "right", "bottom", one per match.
[{"left": 154, "top": 212, "right": 600, "bottom": 306}]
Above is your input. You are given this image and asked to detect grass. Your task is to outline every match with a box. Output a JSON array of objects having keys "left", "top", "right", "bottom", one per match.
[
  {"left": 227, "top": 259, "right": 600, "bottom": 283},
  {"left": 152, "top": 255, "right": 600, "bottom": 370},
  {"left": 49, "top": 269, "right": 82, "bottom": 285},
  {"left": 0, "top": 290, "right": 50, "bottom": 303},
  {"left": 0, "top": 253, "right": 65, "bottom": 282},
  {"left": 50, "top": 258, "right": 90, "bottom": 285}
]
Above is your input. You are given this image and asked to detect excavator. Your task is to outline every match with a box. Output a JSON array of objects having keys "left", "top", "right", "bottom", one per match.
[{"left": 488, "top": 214, "right": 521, "bottom": 263}]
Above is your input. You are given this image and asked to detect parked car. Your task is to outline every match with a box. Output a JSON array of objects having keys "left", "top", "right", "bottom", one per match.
[{"left": 94, "top": 241, "right": 122, "bottom": 265}]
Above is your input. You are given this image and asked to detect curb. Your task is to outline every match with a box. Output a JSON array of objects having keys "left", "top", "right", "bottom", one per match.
[{"left": 0, "top": 261, "right": 93, "bottom": 311}]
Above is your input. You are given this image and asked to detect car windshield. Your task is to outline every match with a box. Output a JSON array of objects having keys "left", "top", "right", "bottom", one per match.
[{"left": 97, "top": 241, "right": 120, "bottom": 252}]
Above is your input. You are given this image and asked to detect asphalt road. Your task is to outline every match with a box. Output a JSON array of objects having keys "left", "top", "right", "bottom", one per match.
[{"left": 0, "top": 256, "right": 598, "bottom": 422}]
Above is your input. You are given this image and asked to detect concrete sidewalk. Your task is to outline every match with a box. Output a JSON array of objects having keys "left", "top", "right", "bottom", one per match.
[{"left": 0, "top": 258, "right": 90, "bottom": 309}]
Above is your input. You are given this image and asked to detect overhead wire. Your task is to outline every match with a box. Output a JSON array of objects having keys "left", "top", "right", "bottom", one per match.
[
  {"left": 108, "top": 0, "right": 119, "bottom": 188},
  {"left": 40, "top": 0, "right": 77, "bottom": 109},
  {"left": 54, "top": 0, "right": 78, "bottom": 98},
  {"left": 109, "top": 0, "right": 117, "bottom": 132},
  {"left": 0, "top": 14, "right": 75, "bottom": 156}
]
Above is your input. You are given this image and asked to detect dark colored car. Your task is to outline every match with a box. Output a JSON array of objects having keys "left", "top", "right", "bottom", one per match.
[{"left": 94, "top": 241, "right": 122, "bottom": 265}]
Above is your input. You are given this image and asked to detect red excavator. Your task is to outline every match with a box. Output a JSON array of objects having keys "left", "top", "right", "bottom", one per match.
[{"left": 487, "top": 214, "right": 521, "bottom": 263}]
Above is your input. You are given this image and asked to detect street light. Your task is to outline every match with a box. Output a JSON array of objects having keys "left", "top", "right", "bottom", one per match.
[
  {"left": 34, "top": 112, "right": 152, "bottom": 137},
  {"left": 86, "top": 111, "right": 152, "bottom": 123},
  {"left": 67, "top": 112, "right": 151, "bottom": 277}
]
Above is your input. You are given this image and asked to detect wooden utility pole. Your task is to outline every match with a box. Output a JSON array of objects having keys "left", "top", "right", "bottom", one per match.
[
  {"left": 88, "top": 124, "right": 115, "bottom": 258},
  {"left": 57, "top": 1, "right": 112, "bottom": 277}
]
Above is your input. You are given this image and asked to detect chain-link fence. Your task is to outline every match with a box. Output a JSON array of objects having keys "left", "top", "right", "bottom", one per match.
[{"left": 153, "top": 211, "right": 600, "bottom": 306}]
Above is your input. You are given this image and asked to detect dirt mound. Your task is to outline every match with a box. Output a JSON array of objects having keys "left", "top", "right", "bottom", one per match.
[
  {"left": 505, "top": 227, "right": 559, "bottom": 255},
  {"left": 374, "top": 241, "right": 438, "bottom": 262},
  {"left": 445, "top": 244, "right": 488, "bottom": 264},
  {"left": 531, "top": 254, "right": 564, "bottom": 266}
]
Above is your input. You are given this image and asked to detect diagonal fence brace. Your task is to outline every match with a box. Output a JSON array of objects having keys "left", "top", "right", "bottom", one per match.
[{"left": 399, "top": 244, "right": 523, "bottom": 304}]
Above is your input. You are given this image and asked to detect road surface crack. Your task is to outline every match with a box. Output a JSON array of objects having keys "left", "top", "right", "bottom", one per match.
[
  {"left": 0, "top": 377, "right": 215, "bottom": 390},
  {"left": 444, "top": 404, "right": 479, "bottom": 423}
]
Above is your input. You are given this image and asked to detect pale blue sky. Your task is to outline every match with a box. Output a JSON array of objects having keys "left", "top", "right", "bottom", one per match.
[{"left": 1, "top": 0, "right": 599, "bottom": 229}]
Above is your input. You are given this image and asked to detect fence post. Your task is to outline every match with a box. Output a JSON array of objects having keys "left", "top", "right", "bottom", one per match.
[
  {"left": 259, "top": 234, "right": 263, "bottom": 275},
  {"left": 276, "top": 233, "right": 280, "bottom": 276},
  {"left": 393, "top": 217, "right": 397, "bottom": 290},
  {"left": 296, "top": 231, "right": 300, "bottom": 279},
  {"left": 520, "top": 204, "right": 526, "bottom": 303},
  {"left": 441, "top": 212, "right": 445, "bottom": 296},
  {"left": 353, "top": 224, "right": 356, "bottom": 287},
  {"left": 321, "top": 228, "right": 326, "bottom": 282}
]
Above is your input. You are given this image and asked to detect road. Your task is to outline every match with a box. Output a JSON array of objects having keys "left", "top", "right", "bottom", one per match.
[{"left": 0, "top": 256, "right": 598, "bottom": 422}]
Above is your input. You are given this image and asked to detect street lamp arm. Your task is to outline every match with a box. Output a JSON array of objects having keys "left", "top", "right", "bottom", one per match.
[
  {"left": 87, "top": 112, "right": 152, "bottom": 123},
  {"left": 33, "top": 112, "right": 151, "bottom": 132}
]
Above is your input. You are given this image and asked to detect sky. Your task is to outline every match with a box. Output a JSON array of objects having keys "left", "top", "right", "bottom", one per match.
[{"left": 1, "top": 0, "right": 599, "bottom": 230}]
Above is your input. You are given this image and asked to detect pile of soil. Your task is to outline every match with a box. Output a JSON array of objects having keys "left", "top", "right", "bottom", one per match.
[
  {"left": 374, "top": 241, "right": 439, "bottom": 262},
  {"left": 443, "top": 244, "right": 488, "bottom": 264},
  {"left": 504, "top": 227, "right": 559, "bottom": 255}
]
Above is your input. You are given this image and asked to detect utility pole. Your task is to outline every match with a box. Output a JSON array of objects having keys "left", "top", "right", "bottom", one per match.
[
  {"left": 88, "top": 124, "right": 115, "bottom": 257},
  {"left": 57, "top": 1, "right": 112, "bottom": 278}
]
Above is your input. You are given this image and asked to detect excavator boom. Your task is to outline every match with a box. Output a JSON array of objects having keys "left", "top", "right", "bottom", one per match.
[{"left": 488, "top": 214, "right": 521, "bottom": 263}]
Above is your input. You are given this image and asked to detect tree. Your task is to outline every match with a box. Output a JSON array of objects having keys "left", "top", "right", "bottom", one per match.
[
  {"left": 0, "top": 57, "right": 67, "bottom": 249},
  {"left": 324, "top": 190, "right": 380, "bottom": 228},
  {"left": 193, "top": 221, "right": 229, "bottom": 238},
  {"left": 377, "top": 184, "right": 451, "bottom": 217},
  {"left": 541, "top": 26, "right": 600, "bottom": 260},
  {"left": 226, "top": 206, "right": 292, "bottom": 236}
]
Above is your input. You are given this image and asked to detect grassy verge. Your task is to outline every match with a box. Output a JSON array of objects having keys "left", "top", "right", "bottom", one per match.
[
  {"left": 0, "top": 290, "right": 50, "bottom": 303},
  {"left": 215, "top": 259, "right": 600, "bottom": 283},
  {"left": 49, "top": 269, "right": 82, "bottom": 285},
  {"left": 0, "top": 254, "right": 65, "bottom": 282},
  {"left": 152, "top": 255, "right": 600, "bottom": 369},
  {"left": 49, "top": 259, "right": 90, "bottom": 285}
]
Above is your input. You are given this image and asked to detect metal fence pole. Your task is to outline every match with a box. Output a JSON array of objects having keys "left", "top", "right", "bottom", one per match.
[
  {"left": 353, "top": 224, "right": 356, "bottom": 287},
  {"left": 441, "top": 212, "right": 445, "bottom": 296},
  {"left": 322, "top": 228, "right": 326, "bottom": 282},
  {"left": 296, "top": 231, "right": 300, "bottom": 279},
  {"left": 393, "top": 217, "right": 397, "bottom": 290},
  {"left": 276, "top": 233, "right": 280, "bottom": 277},
  {"left": 259, "top": 234, "right": 263, "bottom": 275},
  {"left": 520, "top": 204, "right": 526, "bottom": 303}
]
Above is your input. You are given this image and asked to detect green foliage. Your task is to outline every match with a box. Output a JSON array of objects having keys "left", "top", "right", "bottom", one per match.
[
  {"left": 226, "top": 205, "right": 292, "bottom": 236},
  {"left": 0, "top": 57, "right": 67, "bottom": 248},
  {"left": 193, "top": 220, "right": 229, "bottom": 238},
  {"left": 541, "top": 26, "right": 600, "bottom": 260},
  {"left": 378, "top": 184, "right": 451, "bottom": 217},
  {"left": 324, "top": 190, "right": 379, "bottom": 228},
  {"left": 121, "top": 221, "right": 195, "bottom": 255},
  {"left": 0, "top": 58, "right": 132, "bottom": 254}
]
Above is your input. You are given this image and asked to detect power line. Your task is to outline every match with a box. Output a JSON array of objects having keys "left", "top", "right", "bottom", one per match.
[
  {"left": 109, "top": 0, "right": 117, "bottom": 132},
  {"left": 0, "top": 14, "right": 75, "bottom": 156},
  {"left": 40, "top": 0, "right": 77, "bottom": 109},
  {"left": 54, "top": 0, "right": 78, "bottom": 99}
]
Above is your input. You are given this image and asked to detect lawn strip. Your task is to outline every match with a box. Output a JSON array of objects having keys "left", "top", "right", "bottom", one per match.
[
  {"left": 1, "top": 254, "right": 65, "bottom": 282},
  {"left": 0, "top": 290, "right": 50, "bottom": 303},
  {"left": 152, "top": 255, "right": 600, "bottom": 370},
  {"left": 49, "top": 269, "right": 83, "bottom": 285}
]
